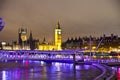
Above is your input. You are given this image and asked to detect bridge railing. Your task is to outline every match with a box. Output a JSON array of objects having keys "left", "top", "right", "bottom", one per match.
[
  {"left": 93, "top": 64, "right": 116, "bottom": 80},
  {"left": 0, "top": 50, "right": 84, "bottom": 61},
  {"left": 1, "top": 50, "right": 120, "bottom": 64}
]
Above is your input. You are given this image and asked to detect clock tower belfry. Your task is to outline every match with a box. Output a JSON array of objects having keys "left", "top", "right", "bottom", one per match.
[{"left": 55, "top": 22, "right": 62, "bottom": 50}]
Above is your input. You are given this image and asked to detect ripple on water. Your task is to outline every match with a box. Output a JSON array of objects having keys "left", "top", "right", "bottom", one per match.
[{"left": 0, "top": 61, "right": 102, "bottom": 80}]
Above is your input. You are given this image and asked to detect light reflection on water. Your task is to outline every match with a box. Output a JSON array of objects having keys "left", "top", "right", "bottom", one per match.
[
  {"left": 118, "top": 70, "right": 120, "bottom": 80},
  {"left": 0, "top": 61, "right": 101, "bottom": 80},
  {"left": 112, "top": 67, "right": 120, "bottom": 80},
  {"left": 2, "top": 71, "right": 6, "bottom": 80}
]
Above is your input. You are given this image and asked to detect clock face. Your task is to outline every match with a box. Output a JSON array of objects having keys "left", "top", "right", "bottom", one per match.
[{"left": 58, "top": 31, "right": 61, "bottom": 34}]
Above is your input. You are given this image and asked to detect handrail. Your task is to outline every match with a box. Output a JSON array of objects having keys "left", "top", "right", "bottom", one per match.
[
  {"left": 93, "top": 64, "right": 117, "bottom": 80},
  {"left": 93, "top": 64, "right": 107, "bottom": 80},
  {"left": 106, "top": 68, "right": 116, "bottom": 80}
]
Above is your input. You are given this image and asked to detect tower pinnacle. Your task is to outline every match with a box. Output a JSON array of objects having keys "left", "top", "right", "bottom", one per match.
[
  {"left": 29, "top": 30, "right": 33, "bottom": 40},
  {"left": 56, "top": 21, "right": 61, "bottom": 29}
]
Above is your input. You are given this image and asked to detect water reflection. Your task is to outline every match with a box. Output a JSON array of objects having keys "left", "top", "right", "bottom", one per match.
[
  {"left": 2, "top": 71, "right": 6, "bottom": 80},
  {"left": 0, "top": 61, "right": 101, "bottom": 80},
  {"left": 118, "top": 70, "right": 120, "bottom": 80},
  {"left": 112, "top": 67, "right": 120, "bottom": 80}
]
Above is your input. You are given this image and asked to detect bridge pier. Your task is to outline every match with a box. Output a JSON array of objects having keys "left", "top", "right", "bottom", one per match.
[
  {"left": 73, "top": 52, "right": 76, "bottom": 64},
  {"left": 73, "top": 52, "right": 76, "bottom": 80}
]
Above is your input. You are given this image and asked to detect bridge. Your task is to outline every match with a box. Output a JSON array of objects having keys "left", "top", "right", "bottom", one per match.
[
  {"left": 0, "top": 50, "right": 120, "bottom": 64},
  {"left": 0, "top": 50, "right": 85, "bottom": 62}
]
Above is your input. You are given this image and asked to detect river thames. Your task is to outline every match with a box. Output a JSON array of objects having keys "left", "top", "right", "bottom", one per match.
[{"left": 0, "top": 60, "right": 102, "bottom": 80}]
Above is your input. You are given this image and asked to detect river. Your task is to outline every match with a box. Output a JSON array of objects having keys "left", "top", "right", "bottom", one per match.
[{"left": 0, "top": 60, "right": 101, "bottom": 80}]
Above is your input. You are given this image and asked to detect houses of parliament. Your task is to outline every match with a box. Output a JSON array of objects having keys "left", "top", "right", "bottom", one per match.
[
  {"left": 0, "top": 21, "right": 120, "bottom": 52},
  {"left": 1, "top": 22, "right": 62, "bottom": 50},
  {"left": 39, "top": 22, "right": 62, "bottom": 50}
]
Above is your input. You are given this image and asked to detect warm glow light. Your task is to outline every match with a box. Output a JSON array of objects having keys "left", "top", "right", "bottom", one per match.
[
  {"left": 109, "top": 56, "right": 112, "bottom": 59},
  {"left": 1, "top": 42, "right": 6, "bottom": 45},
  {"left": 118, "top": 56, "right": 120, "bottom": 59},
  {"left": 21, "top": 34, "right": 27, "bottom": 41},
  {"left": 92, "top": 46, "right": 96, "bottom": 49},
  {"left": 100, "top": 56, "right": 103, "bottom": 59},
  {"left": 93, "top": 56, "right": 96, "bottom": 58}
]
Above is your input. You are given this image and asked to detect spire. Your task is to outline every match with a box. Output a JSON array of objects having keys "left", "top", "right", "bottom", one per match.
[
  {"left": 56, "top": 21, "right": 61, "bottom": 29},
  {"left": 29, "top": 30, "right": 33, "bottom": 40},
  {"left": 42, "top": 37, "right": 46, "bottom": 44}
]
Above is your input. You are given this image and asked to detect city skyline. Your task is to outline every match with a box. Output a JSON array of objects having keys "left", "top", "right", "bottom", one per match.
[{"left": 0, "top": 0, "right": 120, "bottom": 42}]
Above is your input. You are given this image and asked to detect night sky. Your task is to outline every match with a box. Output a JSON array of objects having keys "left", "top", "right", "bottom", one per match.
[{"left": 0, "top": 0, "right": 120, "bottom": 43}]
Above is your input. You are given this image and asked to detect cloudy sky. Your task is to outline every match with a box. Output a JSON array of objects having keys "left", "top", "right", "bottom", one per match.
[{"left": 0, "top": 0, "right": 120, "bottom": 43}]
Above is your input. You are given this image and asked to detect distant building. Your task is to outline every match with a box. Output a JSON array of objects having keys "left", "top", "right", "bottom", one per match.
[
  {"left": 62, "top": 37, "right": 83, "bottom": 50},
  {"left": 62, "top": 34, "right": 120, "bottom": 52},
  {"left": 0, "top": 42, "right": 12, "bottom": 50},
  {"left": 38, "top": 22, "right": 62, "bottom": 51}
]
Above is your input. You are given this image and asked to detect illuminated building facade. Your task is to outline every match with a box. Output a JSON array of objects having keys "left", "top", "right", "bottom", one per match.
[
  {"left": 63, "top": 34, "right": 120, "bottom": 52},
  {"left": 18, "top": 28, "right": 28, "bottom": 49},
  {"left": 11, "top": 27, "right": 39, "bottom": 50},
  {"left": 39, "top": 22, "right": 62, "bottom": 51},
  {"left": 55, "top": 22, "right": 62, "bottom": 50}
]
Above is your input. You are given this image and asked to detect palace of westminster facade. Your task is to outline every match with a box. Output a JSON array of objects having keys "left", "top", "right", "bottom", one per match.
[
  {"left": 0, "top": 22, "right": 120, "bottom": 52},
  {"left": 0, "top": 22, "right": 62, "bottom": 51}
]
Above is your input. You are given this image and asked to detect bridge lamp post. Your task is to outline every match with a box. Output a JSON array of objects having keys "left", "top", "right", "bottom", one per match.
[{"left": 89, "top": 37, "right": 92, "bottom": 61}]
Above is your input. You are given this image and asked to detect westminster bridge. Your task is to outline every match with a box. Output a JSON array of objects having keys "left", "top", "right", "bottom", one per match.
[
  {"left": 0, "top": 50, "right": 84, "bottom": 62},
  {"left": 0, "top": 50, "right": 120, "bottom": 64}
]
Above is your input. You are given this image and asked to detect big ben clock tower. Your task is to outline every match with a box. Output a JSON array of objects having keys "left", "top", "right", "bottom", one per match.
[{"left": 55, "top": 22, "right": 62, "bottom": 50}]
